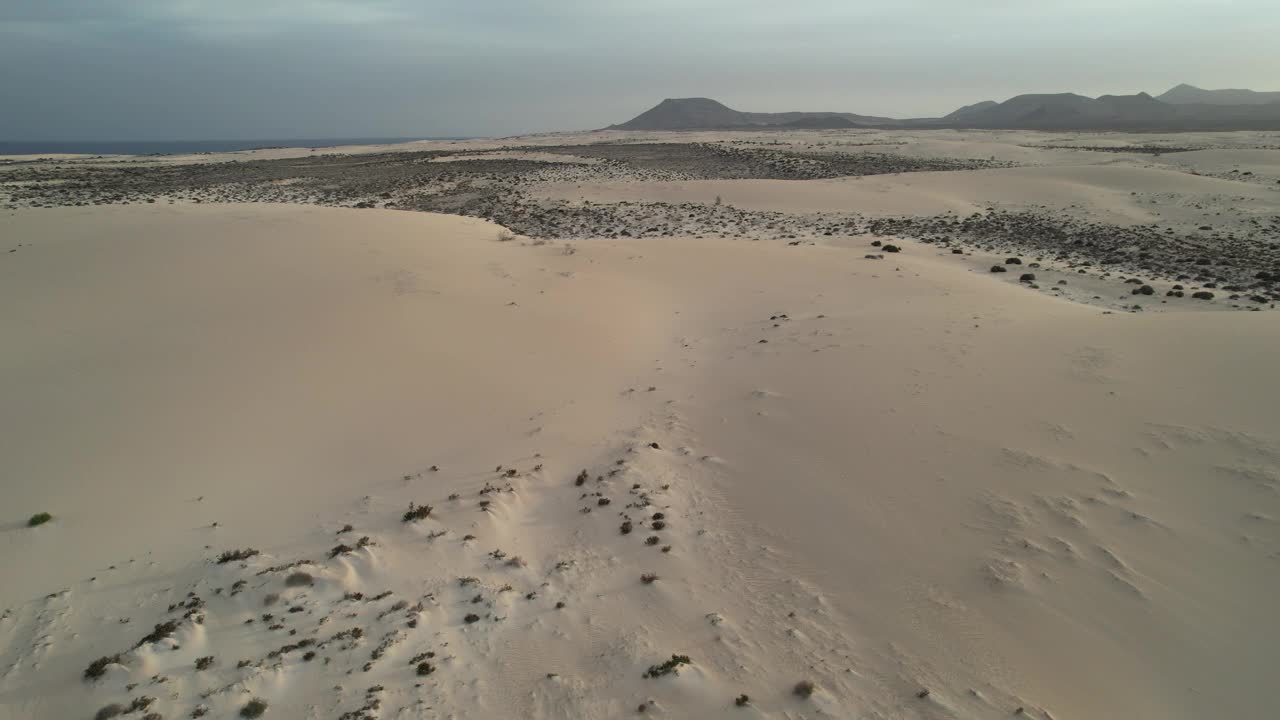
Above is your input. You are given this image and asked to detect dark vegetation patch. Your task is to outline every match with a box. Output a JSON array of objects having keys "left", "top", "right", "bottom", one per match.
[{"left": 643, "top": 654, "right": 692, "bottom": 678}]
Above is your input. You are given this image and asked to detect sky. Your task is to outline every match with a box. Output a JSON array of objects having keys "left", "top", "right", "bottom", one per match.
[{"left": 2, "top": 0, "right": 1278, "bottom": 140}]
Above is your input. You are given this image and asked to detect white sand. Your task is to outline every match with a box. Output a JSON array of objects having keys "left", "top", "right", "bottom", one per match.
[{"left": 2, "top": 181, "right": 1278, "bottom": 717}]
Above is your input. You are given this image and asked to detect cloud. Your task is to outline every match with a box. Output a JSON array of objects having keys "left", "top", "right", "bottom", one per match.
[{"left": 1, "top": 0, "right": 1277, "bottom": 139}]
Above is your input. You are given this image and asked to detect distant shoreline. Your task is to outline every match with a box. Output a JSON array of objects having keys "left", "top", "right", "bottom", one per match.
[{"left": 0, "top": 137, "right": 475, "bottom": 157}]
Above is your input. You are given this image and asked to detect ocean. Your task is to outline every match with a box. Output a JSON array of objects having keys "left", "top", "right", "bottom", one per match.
[{"left": 0, "top": 138, "right": 472, "bottom": 157}]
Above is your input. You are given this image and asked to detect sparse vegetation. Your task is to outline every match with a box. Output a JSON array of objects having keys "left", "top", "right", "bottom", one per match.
[
  {"left": 794, "top": 680, "right": 816, "bottom": 698},
  {"left": 640, "top": 573, "right": 659, "bottom": 584},
  {"left": 27, "top": 512, "right": 52, "bottom": 527},
  {"left": 497, "top": 229, "right": 516, "bottom": 242},
  {"left": 195, "top": 655, "right": 215, "bottom": 671},
  {"left": 735, "top": 694, "right": 750, "bottom": 707}
]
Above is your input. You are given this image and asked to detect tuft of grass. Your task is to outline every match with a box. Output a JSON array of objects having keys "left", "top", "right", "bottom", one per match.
[
  {"left": 793, "top": 680, "right": 816, "bottom": 698},
  {"left": 240, "top": 698, "right": 269, "bottom": 718},
  {"left": 497, "top": 229, "right": 516, "bottom": 242},
  {"left": 27, "top": 512, "right": 52, "bottom": 527},
  {"left": 640, "top": 573, "right": 658, "bottom": 584},
  {"left": 195, "top": 656, "right": 215, "bottom": 671}
]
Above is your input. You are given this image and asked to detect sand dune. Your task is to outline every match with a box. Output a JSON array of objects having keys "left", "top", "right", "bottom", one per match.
[{"left": 3, "top": 201, "right": 1278, "bottom": 719}]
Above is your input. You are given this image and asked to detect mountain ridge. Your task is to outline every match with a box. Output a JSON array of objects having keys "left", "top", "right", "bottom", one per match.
[{"left": 609, "top": 86, "right": 1280, "bottom": 132}]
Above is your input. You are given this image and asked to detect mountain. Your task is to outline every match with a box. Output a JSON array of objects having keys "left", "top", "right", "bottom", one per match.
[
  {"left": 951, "top": 91, "right": 1280, "bottom": 130},
  {"left": 611, "top": 98, "right": 751, "bottom": 130},
  {"left": 1157, "top": 83, "right": 1280, "bottom": 105},
  {"left": 943, "top": 100, "right": 998, "bottom": 120},
  {"left": 609, "top": 89, "right": 1280, "bottom": 132},
  {"left": 608, "top": 98, "right": 898, "bottom": 130},
  {"left": 780, "top": 115, "right": 862, "bottom": 129}
]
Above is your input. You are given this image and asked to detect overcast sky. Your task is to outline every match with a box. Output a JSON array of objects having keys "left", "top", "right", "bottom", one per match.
[{"left": 3, "top": 0, "right": 1278, "bottom": 140}]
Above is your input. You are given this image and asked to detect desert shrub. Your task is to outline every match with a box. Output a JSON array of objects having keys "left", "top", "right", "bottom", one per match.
[
  {"left": 27, "top": 512, "right": 52, "bottom": 527},
  {"left": 794, "top": 680, "right": 816, "bottom": 698},
  {"left": 284, "top": 571, "right": 313, "bottom": 587},
  {"left": 134, "top": 620, "right": 179, "bottom": 648},
  {"left": 216, "top": 548, "right": 260, "bottom": 564},
  {"left": 644, "top": 654, "right": 691, "bottom": 678},
  {"left": 402, "top": 503, "right": 433, "bottom": 522},
  {"left": 94, "top": 704, "right": 125, "bottom": 720},
  {"left": 85, "top": 654, "right": 122, "bottom": 680},
  {"left": 240, "top": 698, "right": 268, "bottom": 718}
]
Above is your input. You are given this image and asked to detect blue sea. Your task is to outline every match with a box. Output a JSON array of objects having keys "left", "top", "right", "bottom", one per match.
[{"left": 0, "top": 137, "right": 472, "bottom": 157}]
